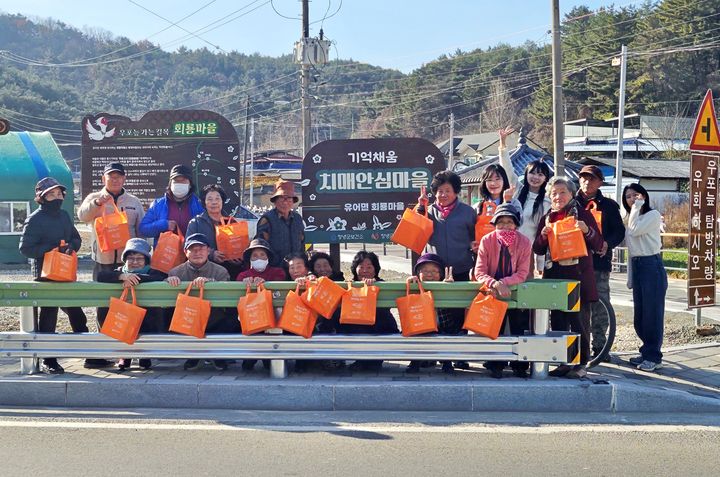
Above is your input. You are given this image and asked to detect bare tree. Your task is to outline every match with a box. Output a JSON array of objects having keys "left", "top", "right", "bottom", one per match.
[{"left": 481, "top": 79, "right": 519, "bottom": 131}]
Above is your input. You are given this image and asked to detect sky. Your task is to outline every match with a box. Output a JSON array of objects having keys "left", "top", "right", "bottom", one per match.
[{"left": 1, "top": 0, "right": 640, "bottom": 73}]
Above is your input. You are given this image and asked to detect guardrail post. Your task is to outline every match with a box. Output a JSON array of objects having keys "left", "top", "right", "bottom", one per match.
[
  {"left": 268, "top": 308, "right": 287, "bottom": 379},
  {"left": 19, "top": 307, "right": 38, "bottom": 375},
  {"left": 531, "top": 309, "right": 549, "bottom": 379}
]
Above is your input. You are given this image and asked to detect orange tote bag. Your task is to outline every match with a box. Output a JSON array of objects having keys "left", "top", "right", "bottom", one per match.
[
  {"left": 169, "top": 283, "right": 211, "bottom": 338},
  {"left": 94, "top": 202, "right": 131, "bottom": 252},
  {"left": 278, "top": 285, "right": 318, "bottom": 338},
  {"left": 41, "top": 240, "right": 78, "bottom": 282},
  {"left": 391, "top": 205, "right": 434, "bottom": 255},
  {"left": 395, "top": 281, "right": 438, "bottom": 337},
  {"left": 475, "top": 201, "right": 497, "bottom": 242},
  {"left": 237, "top": 283, "right": 276, "bottom": 335},
  {"left": 463, "top": 287, "right": 509, "bottom": 340},
  {"left": 339, "top": 282, "right": 378, "bottom": 326},
  {"left": 151, "top": 230, "right": 185, "bottom": 273},
  {"left": 548, "top": 216, "right": 588, "bottom": 262},
  {"left": 586, "top": 201, "right": 602, "bottom": 233},
  {"left": 304, "top": 276, "right": 345, "bottom": 318},
  {"left": 100, "top": 287, "right": 147, "bottom": 345},
  {"left": 215, "top": 217, "right": 250, "bottom": 261}
]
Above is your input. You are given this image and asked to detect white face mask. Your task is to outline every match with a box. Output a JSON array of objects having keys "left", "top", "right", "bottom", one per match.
[
  {"left": 251, "top": 258, "right": 269, "bottom": 272},
  {"left": 171, "top": 183, "right": 190, "bottom": 198}
]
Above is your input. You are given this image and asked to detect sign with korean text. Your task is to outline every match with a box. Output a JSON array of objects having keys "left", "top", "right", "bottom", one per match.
[
  {"left": 689, "top": 89, "right": 720, "bottom": 152},
  {"left": 688, "top": 153, "right": 717, "bottom": 308},
  {"left": 81, "top": 110, "right": 242, "bottom": 214},
  {"left": 301, "top": 138, "right": 444, "bottom": 243}
]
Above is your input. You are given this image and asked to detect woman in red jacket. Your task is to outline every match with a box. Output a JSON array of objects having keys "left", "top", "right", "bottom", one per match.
[{"left": 533, "top": 176, "right": 603, "bottom": 378}]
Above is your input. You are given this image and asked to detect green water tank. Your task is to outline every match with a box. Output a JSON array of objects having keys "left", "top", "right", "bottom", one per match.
[{"left": 0, "top": 131, "right": 75, "bottom": 264}]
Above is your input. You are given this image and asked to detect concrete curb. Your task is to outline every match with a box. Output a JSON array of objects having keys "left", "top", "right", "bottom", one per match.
[{"left": 1, "top": 377, "right": 719, "bottom": 413}]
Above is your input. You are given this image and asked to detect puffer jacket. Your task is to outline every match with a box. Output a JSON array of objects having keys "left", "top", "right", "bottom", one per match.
[
  {"left": 140, "top": 194, "right": 204, "bottom": 242},
  {"left": 19, "top": 202, "right": 82, "bottom": 280}
]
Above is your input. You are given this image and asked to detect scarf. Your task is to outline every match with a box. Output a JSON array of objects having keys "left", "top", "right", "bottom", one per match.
[
  {"left": 435, "top": 198, "right": 458, "bottom": 219},
  {"left": 121, "top": 264, "right": 151, "bottom": 274},
  {"left": 496, "top": 229, "right": 517, "bottom": 247},
  {"left": 493, "top": 244, "right": 514, "bottom": 280},
  {"left": 548, "top": 199, "right": 578, "bottom": 223}
]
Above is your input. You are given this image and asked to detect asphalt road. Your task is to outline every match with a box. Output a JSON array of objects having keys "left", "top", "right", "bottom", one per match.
[{"left": 1, "top": 409, "right": 719, "bottom": 476}]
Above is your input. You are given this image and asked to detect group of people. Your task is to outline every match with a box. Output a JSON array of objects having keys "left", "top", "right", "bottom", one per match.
[{"left": 19, "top": 129, "right": 668, "bottom": 378}]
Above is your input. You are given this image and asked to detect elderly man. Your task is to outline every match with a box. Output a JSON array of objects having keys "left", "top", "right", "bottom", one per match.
[
  {"left": 78, "top": 161, "right": 144, "bottom": 368},
  {"left": 255, "top": 179, "right": 304, "bottom": 267},
  {"left": 575, "top": 165, "right": 625, "bottom": 361},
  {"left": 167, "top": 232, "right": 239, "bottom": 371}
]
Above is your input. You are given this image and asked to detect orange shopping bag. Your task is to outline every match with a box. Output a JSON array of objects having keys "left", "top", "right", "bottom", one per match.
[
  {"left": 100, "top": 287, "right": 147, "bottom": 345},
  {"left": 151, "top": 230, "right": 185, "bottom": 274},
  {"left": 237, "top": 283, "right": 276, "bottom": 335},
  {"left": 586, "top": 201, "right": 602, "bottom": 233},
  {"left": 395, "top": 281, "right": 438, "bottom": 337},
  {"left": 94, "top": 202, "right": 131, "bottom": 252},
  {"left": 548, "top": 216, "right": 588, "bottom": 262},
  {"left": 278, "top": 285, "right": 318, "bottom": 338},
  {"left": 41, "top": 240, "right": 78, "bottom": 282},
  {"left": 475, "top": 201, "right": 497, "bottom": 241},
  {"left": 391, "top": 205, "right": 434, "bottom": 255},
  {"left": 463, "top": 286, "right": 509, "bottom": 339},
  {"left": 215, "top": 217, "right": 249, "bottom": 260},
  {"left": 169, "top": 283, "right": 211, "bottom": 338},
  {"left": 304, "top": 276, "right": 345, "bottom": 318},
  {"left": 339, "top": 281, "right": 378, "bottom": 326}
]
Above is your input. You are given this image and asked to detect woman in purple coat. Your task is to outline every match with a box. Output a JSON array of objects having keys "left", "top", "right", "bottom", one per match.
[{"left": 533, "top": 176, "right": 603, "bottom": 378}]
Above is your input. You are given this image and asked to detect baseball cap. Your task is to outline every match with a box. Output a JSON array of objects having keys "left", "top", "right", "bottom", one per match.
[
  {"left": 184, "top": 233, "right": 210, "bottom": 250},
  {"left": 579, "top": 165, "right": 604, "bottom": 182},
  {"left": 103, "top": 162, "right": 126, "bottom": 175}
]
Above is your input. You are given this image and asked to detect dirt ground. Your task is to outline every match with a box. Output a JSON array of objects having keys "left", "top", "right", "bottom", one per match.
[{"left": 1, "top": 261, "right": 717, "bottom": 351}]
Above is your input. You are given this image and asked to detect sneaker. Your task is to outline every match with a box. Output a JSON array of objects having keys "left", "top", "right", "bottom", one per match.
[
  {"left": 183, "top": 359, "right": 202, "bottom": 371},
  {"left": 83, "top": 358, "right": 114, "bottom": 369},
  {"left": 512, "top": 368, "right": 529, "bottom": 378},
  {"left": 138, "top": 359, "right": 152, "bottom": 370},
  {"left": 628, "top": 355, "right": 644, "bottom": 366},
  {"left": 565, "top": 365, "right": 587, "bottom": 379},
  {"left": 489, "top": 367, "right": 504, "bottom": 379},
  {"left": 548, "top": 364, "right": 572, "bottom": 377},
  {"left": 40, "top": 358, "right": 64, "bottom": 375},
  {"left": 637, "top": 360, "right": 663, "bottom": 372},
  {"left": 117, "top": 358, "right": 131, "bottom": 370},
  {"left": 213, "top": 359, "right": 228, "bottom": 371}
]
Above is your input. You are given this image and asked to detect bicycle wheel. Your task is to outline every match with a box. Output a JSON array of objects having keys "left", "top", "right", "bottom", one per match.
[{"left": 587, "top": 296, "right": 616, "bottom": 369}]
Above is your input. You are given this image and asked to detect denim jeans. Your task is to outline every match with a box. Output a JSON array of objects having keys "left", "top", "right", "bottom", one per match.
[{"left": 631, "top": 254, "right": 668, "bottom": 363}]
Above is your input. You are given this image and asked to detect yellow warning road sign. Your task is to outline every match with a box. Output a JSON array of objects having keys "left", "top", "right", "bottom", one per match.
[{"left": 690, "top": 89, "right": 720, "bottom": 152}]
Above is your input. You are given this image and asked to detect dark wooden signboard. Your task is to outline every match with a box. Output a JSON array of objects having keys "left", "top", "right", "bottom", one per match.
[
  {"left": 301, "top": 138, "right": 445, "bottom": 243},
  {"left": 688, "top": 152, "right": 718, "bottom": 308},
  {"left": 81, "top": 110, "right": 241, "bottom": 214}
]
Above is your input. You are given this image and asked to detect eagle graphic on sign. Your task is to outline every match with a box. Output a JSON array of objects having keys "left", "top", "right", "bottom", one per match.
[{"left": 84, "top": 116, "right": 116, "bottom": 141}]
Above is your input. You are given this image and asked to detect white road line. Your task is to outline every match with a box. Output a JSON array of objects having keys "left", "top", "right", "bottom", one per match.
[{"left": 0, "top": 420, "right": 718, "bottom": 434}]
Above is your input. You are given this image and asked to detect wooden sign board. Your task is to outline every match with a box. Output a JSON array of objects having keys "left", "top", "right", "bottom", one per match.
[{"left": 688, "top": 152, "right": 718, "bottom": 308}]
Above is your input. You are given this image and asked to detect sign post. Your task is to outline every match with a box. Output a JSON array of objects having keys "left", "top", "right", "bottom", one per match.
[
  {"left": 688, "top": 90, "right": 720, "bottom": 318},
  {"left": 301, "top": 138, "right": 444, "bottom": 270}
]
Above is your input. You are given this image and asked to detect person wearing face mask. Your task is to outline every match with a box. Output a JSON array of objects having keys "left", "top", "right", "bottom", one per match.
[
  {"left": 140, "top": 164, "right": 204, "bottom": 244},
  {"left": 474, "top": 203, "right": 532, "bottom": 379},
  {"left": 20, "top": 177, "right": 89, "bottom": 374},
  {"left": 235, "top": 238, "right": 286, "bottom": 285},
  {"left": 78, "top": 162, "right": 145, "bottom": 368}
]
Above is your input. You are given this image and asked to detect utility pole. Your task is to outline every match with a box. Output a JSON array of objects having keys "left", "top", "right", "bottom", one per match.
[
  {"left": 301, "top": 0, "right": 312, "bottom": 157},
  {"left": 240, "top": 95, "right": 250, "bottom": 206},
  {"left": 448, "top": 112, "right": 455, "bottom": 170},
  {"left": 249, "top": 117, "right": 255, "bottom": 207},
  {"left": 614, "top": 45, "right": 628, "bottom": 203},
  {"left": 551, "top": 0, "right": 565, "bottom": 175}
]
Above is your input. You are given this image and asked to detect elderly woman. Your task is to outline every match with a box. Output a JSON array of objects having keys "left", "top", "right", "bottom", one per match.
[
  {"left": 140, "top": 164, "right": 204, "bottom": 242},
  {"left": 622, "top": 183, "right": 667, "bottom": 372},
  {"left": 186, "top": 184, "right": 244, "bottom": 277},
  {"left": 19, "top": 177, "right": 88, "bottom": 374},
  {"left": 533, "top": 176, "right": 603, "bottom": 378},
  {"left": 417, "top": 170, "right": 476, "bottom": 281},
  {"left": 255, "top": 179, "right": 304, "bottom": 268},
  {"left": 284, "top": 252, "right": 311, "bottom": 281}
]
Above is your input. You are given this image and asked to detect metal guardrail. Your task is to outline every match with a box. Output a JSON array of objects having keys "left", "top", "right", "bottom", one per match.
[{"left": 0, "top": 280, "right": 581, "bottom": 379}]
